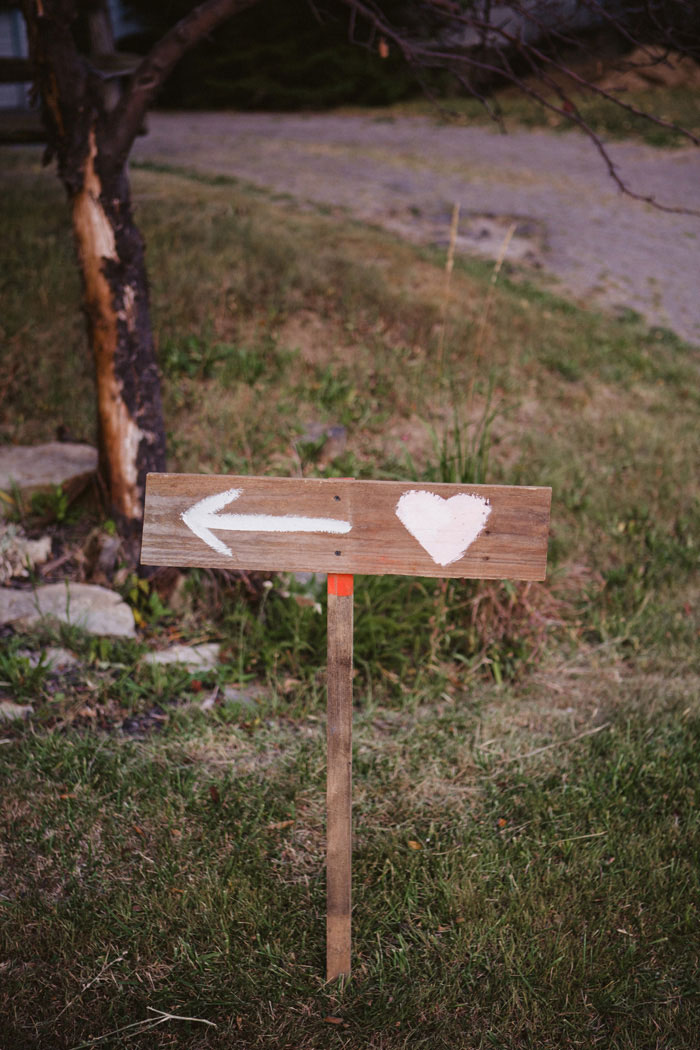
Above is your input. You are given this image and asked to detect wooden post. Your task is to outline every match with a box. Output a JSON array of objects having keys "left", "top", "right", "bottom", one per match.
[{"left": 326, "top": 572, "right": 354, "bottom": 981}]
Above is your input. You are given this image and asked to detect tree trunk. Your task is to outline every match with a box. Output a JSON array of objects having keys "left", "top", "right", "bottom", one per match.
[
  {"left": 22, "top": 0, "right": 166, "bottom": 559},
  {"left": 71, "top": 131, "right": 166, "bottom": 551},
  {"left": 21, "top": 0, "right": 261, "bottom": 558}
]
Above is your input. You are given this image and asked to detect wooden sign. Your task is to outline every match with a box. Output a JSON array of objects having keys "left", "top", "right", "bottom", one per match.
[
  {"left": 141, "top": 474, "right": 551, "bottom": 580},
  {"left": 141, "top": 472, "right": 551, "bottom": 982}
]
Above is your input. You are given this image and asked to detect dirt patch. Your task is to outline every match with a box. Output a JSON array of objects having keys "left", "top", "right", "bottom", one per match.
[
  {"left": 135, "top": 110, "right": 700, "bottom": 346},
  {"left": 384, "top": 208, "right": 547, "bottom": 267}
]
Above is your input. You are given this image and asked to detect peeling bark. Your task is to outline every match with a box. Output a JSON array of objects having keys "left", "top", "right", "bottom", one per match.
[{"left": 71, "top": 129, "right": 164, "bottom": 539}]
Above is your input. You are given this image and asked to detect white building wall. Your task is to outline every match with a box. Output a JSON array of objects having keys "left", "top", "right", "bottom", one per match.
[
  {"left": 0, "top": 8, "right": 30, "bottom": 109},
  {"left": 0, "top": 2, "right": 143, "bottom": 110}
]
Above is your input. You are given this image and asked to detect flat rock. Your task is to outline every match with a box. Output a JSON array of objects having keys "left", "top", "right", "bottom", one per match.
[
  {"left": 0, "top": 442, "right": 98, "bottom": 514},
  {"left": 222, "top": 684, "right": 267, "bottom": 709},
  {"left": 44, "top": 646, "right": 80, "bottom": 670},
  {"left": 144, "top": 642, "right": 220, "bottom": 671},
  {"left": 0, "top": 583, "right": 135, "bottom": 637},
  {"left": 18, "top": 646, "right": 80, "bottom": 671},
  {"left": 0, "top": 701, "right": 33, "bottom": 722},
  {"left": 0, "top": 524, "right": 52, "bottom": 584}
]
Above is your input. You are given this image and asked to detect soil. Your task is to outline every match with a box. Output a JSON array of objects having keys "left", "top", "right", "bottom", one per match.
[{"left": 134, "top": 109, "right": 700, "bottom": 346}]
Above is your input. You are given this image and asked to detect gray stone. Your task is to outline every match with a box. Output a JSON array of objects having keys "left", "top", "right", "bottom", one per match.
[
  {"left": 84, "top": 530, "right": 123, "bottom": 582},
  {"left": 44, "top": 646, "right": 80, "bottom": 670},
  {"left": 222, "top": 684, "right": 267, "bottom": 708},
  {"left": 0, "top": 524, "right": 52, "bottom": 584},
  {"left": 144, "top": 642, "right": 220, "bottom": 671},
  {"left": 0, "top": 582, "right": 135, "bottom": 637},
  {"left": 0, "top": 701, "right": 33, "bottom": 722},
  {"left": 0, "top": 442, "right": 98, "bottom": 516},
  {"left": 18, "top": 647, "right": 80, "bottom": 671}
]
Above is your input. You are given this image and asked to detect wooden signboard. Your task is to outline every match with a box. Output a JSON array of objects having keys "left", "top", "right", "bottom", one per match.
[
  {"left": 141, "top": 473, "right": 551, "bottom": 980},
  {"left": 142, "top": 474, "right": 550, "bottom": 580}
]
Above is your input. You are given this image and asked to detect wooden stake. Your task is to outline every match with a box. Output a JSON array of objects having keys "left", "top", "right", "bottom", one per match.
[{"left": 326, "top": 572, "right": 354, "bottom": 981}]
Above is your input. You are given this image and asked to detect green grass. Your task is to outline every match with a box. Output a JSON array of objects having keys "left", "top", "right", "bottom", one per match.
[
  {"left": 347, "top": 84, "right": 700, "bottom": 149},
  {"left": 1, "top": 144, "right": 699, "bottom": 1047},
  {"left": 2, "top": 687, "right": 699, "bottom": 1048}
]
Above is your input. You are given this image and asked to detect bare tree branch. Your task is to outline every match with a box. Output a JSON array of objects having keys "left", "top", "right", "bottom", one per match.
[
  {"left": 334, "top": 0, "right": 700, "bottom": 214},
  {"left": 106, "top": 0, "right": 261, "bottom": 169}
]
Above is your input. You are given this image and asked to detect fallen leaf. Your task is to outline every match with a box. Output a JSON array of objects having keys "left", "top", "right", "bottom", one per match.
[
  {"left": 209, "top": 785, "right": 220, "bottom": 804},
  {"left": 323, "top": 1016, "right": 343, "bottom": 1025},
  {"left": 267, "top": 820, "right": 295, "bottom": 831},
  {"left": 407, "top": 840, "right": 422, "bottom": 850},
  {"left": 497, "top": 817, "right": 507, "bottom": 828}
]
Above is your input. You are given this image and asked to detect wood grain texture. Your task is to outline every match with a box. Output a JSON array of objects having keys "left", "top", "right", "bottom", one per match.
[
  {"left": 142, "top": 474, "right": 551, "bottom": 580},
  {"left": 326, "top": 575, "right": 354, "bottom": 981}
]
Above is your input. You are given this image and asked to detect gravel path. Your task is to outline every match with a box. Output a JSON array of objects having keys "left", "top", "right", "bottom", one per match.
[{"left": 135, "top": 111, "right": 700, "bottom": 346}]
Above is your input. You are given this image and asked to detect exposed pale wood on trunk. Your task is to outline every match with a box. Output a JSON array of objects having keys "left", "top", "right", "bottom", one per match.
[{"left": 71, "top": 129, "right": 143, "bottom": 523}]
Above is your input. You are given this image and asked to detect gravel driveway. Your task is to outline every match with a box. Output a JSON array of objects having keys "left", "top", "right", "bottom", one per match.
[{"left": 134, "top": 111, "right": 700, "bottom": 346}]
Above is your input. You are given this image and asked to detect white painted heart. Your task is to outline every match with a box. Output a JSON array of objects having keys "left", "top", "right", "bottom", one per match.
[{"left": 395, "top": 490, "right": 491, "bottom": 567}]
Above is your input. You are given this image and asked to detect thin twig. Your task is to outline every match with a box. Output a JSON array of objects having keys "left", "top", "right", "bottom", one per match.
[
  {"left": 67, "top": 1006, "right": 216, "bottom": 1049},
  {"left": 52, "top": 953, "right": 126, "bottom": 1023},
  {"left": 341, "top": 1, "right": 700, "bottom": 215},
  {"left": 147, "top": 1007, "right": 217, "bottom": 1027},
  {"left": 437, "top": 201, "right": 460, "bottom": 381},
  {"left": 473, "top": 221, "right": 517, "bottom": 363}
]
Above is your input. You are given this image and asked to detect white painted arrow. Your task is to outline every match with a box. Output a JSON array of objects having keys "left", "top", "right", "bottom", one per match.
[{"left": 181, "top": 488, "right": 352, "bottom": 558}]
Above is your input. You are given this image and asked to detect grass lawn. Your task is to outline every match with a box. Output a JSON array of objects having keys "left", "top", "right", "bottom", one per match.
[
  {"left": 340, "top": 79, "right": 700, "bottom": 150},
  {"left": 1, "top": 133, "right": 699, "bottom": 1049}
]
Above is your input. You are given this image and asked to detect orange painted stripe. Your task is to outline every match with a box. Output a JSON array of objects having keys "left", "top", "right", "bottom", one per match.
[{"left": 328, "top": 573, "right": 354, "bottom": 597}]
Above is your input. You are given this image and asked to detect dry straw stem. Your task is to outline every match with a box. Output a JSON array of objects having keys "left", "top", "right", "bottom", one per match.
[
  {"left": 473, "top": 221, "right": 517, "bottom": 363},
  {"left": 437, "top": 201, "right": 460, "bottom": 380}
]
